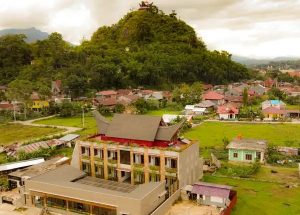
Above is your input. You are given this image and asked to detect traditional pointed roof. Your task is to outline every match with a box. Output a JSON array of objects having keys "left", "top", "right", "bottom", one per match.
[{"left": 92, "top": 111, "right": 183, "bottom": 142}]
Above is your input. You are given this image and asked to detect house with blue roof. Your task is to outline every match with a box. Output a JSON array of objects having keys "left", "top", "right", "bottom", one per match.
[{"left": 261, "top": 100, "right": 286, "bottom": 110}]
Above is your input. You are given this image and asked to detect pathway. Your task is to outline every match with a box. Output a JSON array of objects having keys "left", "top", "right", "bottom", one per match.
[{"left": 10, "top": 116, "right": 83, "bottom": 143}]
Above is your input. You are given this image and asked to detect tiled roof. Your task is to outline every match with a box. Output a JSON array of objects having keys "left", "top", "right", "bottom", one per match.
[
  {"left": 262, "top": 107, "right": 287, "bottom": 114},
  {"left": 97, "top": 90, "right": 117, "bottom": 96},
  {"left": 203, "top": 91, "right": 224, "bottom": 100},
  {"left": 217, "top": 105, "right": 239, "bottom": 114}
]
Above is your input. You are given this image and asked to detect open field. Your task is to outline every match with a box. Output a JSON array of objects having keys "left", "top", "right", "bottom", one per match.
[
  {"left": 34, "top": 115, "right": 97, "bottom": 137},
  {"left": 203, "top": 174, "right": 300, "bottom": 215},
  {"left": 147, "top": 109, "right": 182, "bottom": 116},
  {"left": 185, "top": 122, "right": 300, "bottom": 148},
  {"left": 0, "top": 124, "right": 63, "bottom": 145}
]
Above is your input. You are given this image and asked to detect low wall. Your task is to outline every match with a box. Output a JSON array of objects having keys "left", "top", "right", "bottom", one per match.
[{"left": 150, "top": 189, "right": 181, "bottom": 215}]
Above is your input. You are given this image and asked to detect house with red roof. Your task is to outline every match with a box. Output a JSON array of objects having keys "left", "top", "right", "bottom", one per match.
[
  {"left": 96, "top": 90, "right": 117, "bottom": 100},
  {"left": 217, "top": 105, "right": 239, "bottom": 120},
  {"left": 262, "top": 107, "right": 287, "bottom": 120},
  {"left": 202, "top": 91, "right": 225, "bottom": 106}
]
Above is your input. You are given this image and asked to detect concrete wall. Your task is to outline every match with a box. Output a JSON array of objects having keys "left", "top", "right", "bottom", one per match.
[
  {"left": 178, "top": 143, "right": 203, "bottom": 188},
  {"left": 150, "top": 189, "right": 181, "bottom": 215}
]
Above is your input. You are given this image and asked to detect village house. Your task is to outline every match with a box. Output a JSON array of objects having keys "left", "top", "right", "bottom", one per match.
[
  {"left": 184, "top": 105, "right": 206, "bottom": 115},
  {"left": 217, "top": 105, "right": 239, "bottom": 120},
  {"left": 262, "top": 107, "right": 287, "bottom": 120},
  {"left": 0, "top": 85, "right": 7, "bottom": 93},
  {"left": 202, "top": 91, "right": 225, "bottom": 106},
  {"left": 227, "top": 138, "right": 267, "bottom": 163},
  {"left": 261, "top": 100, "right": 286, "bottom": 110},
  {"left": 95, "top": 90, "right": 117, "bottom": 100},
  {"left": 30, "top": 92, "right": 49, "bottom": 110},
  {"left": 189, "top": 182, "right": 236, "bottom": 208}
]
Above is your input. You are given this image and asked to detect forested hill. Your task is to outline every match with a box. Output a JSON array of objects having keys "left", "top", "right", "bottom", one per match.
[
  {"left": 0, "top": 27, "right": 49, "bottom": 43},
  {"left": 0, "top": 5, "right": 250, "bottom": 98}
]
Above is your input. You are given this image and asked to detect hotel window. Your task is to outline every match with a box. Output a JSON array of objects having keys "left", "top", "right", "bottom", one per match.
[
  {"left": 82, "top": 162, "right": 91, "bottom": 175},
  {"left": 245, "top": 154, "right": 252, "bottom": 161},
  {"left": 81, "top": 147, "right": 90, "bottom": 156},
  {"left": 46, "top": 197, "right": 66, "bottom": 210},
  {"left": 108, "top": 150, "right": 117, "bottom": 160},
  {"left": 233, "top": 152, "right": 238, "bottom": 158},
  {"left": 149, "top": 156, "right": 160, "bottom": 166},
  {"left": 165, "top": 158, "right": 177, "bottom": 168},
  {"left": 68, "top": 201, "right": 90, "bottom": 214},
  {"left": 134, "top": 154, "right": 144, "bottom": 164}
]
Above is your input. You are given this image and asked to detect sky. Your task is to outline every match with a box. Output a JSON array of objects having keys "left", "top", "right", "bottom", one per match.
[{"left": 0, "top": 0, "right": 300, "bottom": 59}]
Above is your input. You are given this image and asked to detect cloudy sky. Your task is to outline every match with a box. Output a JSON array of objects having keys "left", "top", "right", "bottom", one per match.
[{"left": 0, "top": 0, "right": 300, "bottom": 58}]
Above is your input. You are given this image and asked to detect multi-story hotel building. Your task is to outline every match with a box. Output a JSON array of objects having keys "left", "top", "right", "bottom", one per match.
[{"left": 24, "top": 111, "right": 203, "bottom": 215}]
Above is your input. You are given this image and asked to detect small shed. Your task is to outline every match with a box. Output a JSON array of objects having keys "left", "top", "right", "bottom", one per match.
[{"left": 191, "top": 182, "right": 233, "bottom": 208}]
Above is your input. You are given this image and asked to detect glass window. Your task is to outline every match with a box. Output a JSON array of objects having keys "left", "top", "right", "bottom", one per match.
[
  {"left": 46, "top": 197, "right": 66, "bottom": 210},
  {"left": 233, "top": 153, "right": 238, "bottom": 158},
  {"left": 245, "top": 154, "right": 252, "bottom": 160}
]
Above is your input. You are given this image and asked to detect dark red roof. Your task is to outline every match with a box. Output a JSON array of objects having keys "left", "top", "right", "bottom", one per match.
[{"left": 203, "top": 91, "right": 224, "bottom": 100}]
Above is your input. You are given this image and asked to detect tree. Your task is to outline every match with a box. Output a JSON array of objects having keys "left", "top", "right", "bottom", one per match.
[
  {"left": 242, "top": 88, "right": 249, "bottom": 107},
  {"left": 133, "top": 98, "right": 149, "bottom": 114},
  {"left": 6, "top": 79, "right": 33, "bottom": 119},
  {"left": 0, "top": 34, "right": 32, "bottom": 84},
  {"left": 172, "top": 82, "right": 202, "bottom": 105},
  {"left": 114, "top": 103, "right": 125, "bottom": 113}
]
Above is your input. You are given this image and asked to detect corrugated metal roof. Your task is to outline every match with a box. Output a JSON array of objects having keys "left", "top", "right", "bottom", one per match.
[
  {"left": 59, "top": 134, "right": 80, "bottom": 142},
  {"left": 0, "top": 158, "right": 45, "bottom": 172},
  {"left": 192, "top": 182, "right": 232, "bottom": 198}
]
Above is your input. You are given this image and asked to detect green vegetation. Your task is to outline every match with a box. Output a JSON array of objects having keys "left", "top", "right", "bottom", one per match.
[
  {"left": 204, "top": 174, "right": 300, "bottom": 215},
  {"left": 0, "top": 4, "right": 249, "bottom": 101},
  {"left": 185, "top": 122, "right": 300, "bottom": 149},
  {"left": 34, "top": 115, "right": 97, "bottom": 136},
  {"left": 0, "top": 124, "right": 63, "bottom": 145},
  {"left": 216, "top": 162, "right": 261, "bottom": 178}
]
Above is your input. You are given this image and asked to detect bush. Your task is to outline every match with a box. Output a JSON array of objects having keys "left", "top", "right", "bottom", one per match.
[
  {"left": 217, "top": 162, "right": 261, "bottom": 178},
  {"left": 114, "top": 103, "right": 125, "bottom": 113}
]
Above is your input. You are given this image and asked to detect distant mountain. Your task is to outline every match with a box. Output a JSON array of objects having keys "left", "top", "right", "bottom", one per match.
[
  {"left": 0, "top": 27, "right": 49, "bottom": 43},
  {"left": 232, "top": 55, "right": 300, "bottom": 67}
]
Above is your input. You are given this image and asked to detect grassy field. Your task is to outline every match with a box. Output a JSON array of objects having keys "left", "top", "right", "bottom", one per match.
[
  {"left": 204, "top": 174, "right": 300, "bottom": 215},
  {"left": 34, "top": 115, "right": 97, "bottom": 137},
  {"left": 147, "top": 109, "right": 182, "bottom": 116},
  {"left": 0, "top": 124, "right": 63, "bottom": 145},
  {"left": 185, "top": 122, "right": 300, "bottom": 148}
]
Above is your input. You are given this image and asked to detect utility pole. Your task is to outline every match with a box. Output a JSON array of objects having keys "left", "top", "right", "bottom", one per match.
[
  {"left": 82, "top": 105, "right": 85, "bottom": 128},
  {"left": 13, "top": 103, "right": 16, "bottom": 122}
]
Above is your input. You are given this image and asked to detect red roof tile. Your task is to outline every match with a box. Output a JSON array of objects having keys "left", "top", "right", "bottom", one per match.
[
  {"left": 203, "top": 91, "right": 224, "bottom": 100},
  {"left": 217, "top": 105, "right": 239, "bottom": 114},
  {"left": 97, "top": 90, "right": 117, "bottom": 96},
  {"left": 262, "top": 107, "right": 287, "bottom": 114}
]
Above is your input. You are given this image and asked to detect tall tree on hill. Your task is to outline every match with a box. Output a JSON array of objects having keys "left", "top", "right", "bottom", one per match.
[
  {"left": 242, "top": 88, "right": 249, "bottom": 107},
  {"left": 0, "top": 34, "right": 32, "bottom": 85},
  {"left": 6, "top": 79, "right": 33, "bottom": 119}
]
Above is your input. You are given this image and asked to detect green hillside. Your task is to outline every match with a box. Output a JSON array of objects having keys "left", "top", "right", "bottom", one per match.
[{"left": 0, "top": 4, "right": 250, "bottom": 97}]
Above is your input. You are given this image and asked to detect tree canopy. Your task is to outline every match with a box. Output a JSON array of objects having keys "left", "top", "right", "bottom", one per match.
[{"left": 0, "top": 5, "right": 250, "bottom": 97}]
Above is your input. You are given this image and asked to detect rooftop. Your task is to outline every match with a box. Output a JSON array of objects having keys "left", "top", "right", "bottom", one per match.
[
  {"left": 93, "top": 111, "right": 184, "bottom": 142},
  {"left": 226, "top": 138, "right": 267, "bottom": 152},
  {"left": 192, "top": 182, "right": 232, "bottom": 198},
  {"left": 202, "top": 91, "right": 224, "bottom": 100},
  {"left": 28, "top": 165, "right": 163, "bottom": 200},
  {"left": 8, "top": 156, "right": 69, "bottom": 178}
]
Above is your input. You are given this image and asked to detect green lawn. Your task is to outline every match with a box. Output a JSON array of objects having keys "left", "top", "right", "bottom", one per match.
[
  {"left": 286, "top": 104, "right": 300, "bottom": 110},
  {"left": 185, "top": 122, "right": 300, "bottom": 148},
  {"left": 204, "top": 175, "right": 300, "bottom": 215},
  {"left": 0, "top": 124, "right": 63, "bottom": 145},
  {"left": 147, "top": 109, "right": 182, "bottom": 116},
  {"left": 34, "top": 115, "right": 97, "bottom": 137}
]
